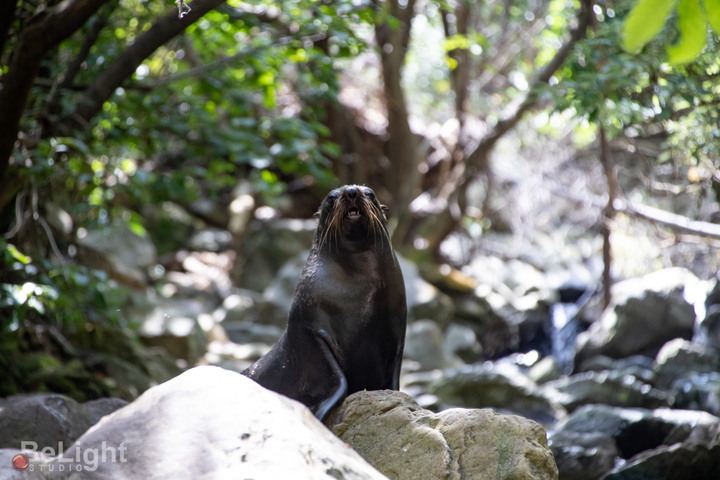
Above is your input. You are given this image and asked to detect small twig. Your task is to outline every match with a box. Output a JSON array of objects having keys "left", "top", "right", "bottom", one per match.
[{"left": 176, "top": 0, "right": 191, "bottom": 18}]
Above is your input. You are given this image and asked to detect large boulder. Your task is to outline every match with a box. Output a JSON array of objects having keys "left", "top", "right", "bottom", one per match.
[
  {"left": 549, "top": 404, "right": 720, "bottom": 480},
  {"left": 0, "top": 395, "right": 92, "bottom": 451},
  {"left": 75, "top": 221, "right": 157, "bottom": 288},
  {"left": 326, "top": 390, "right": 558, "bottom": 480},
  {"left": 575, "top": 268, "right": 699, "bottom": 361},
  {"left": 542, "top": 369, "right": 668, "bottom": 412},
  {"left": 603, "top": 421, "right": 720, "bottom": 480},
  {"left": 136, "top": 296, "right": 208, "bottom": 364},
  {"left": 429, "top": 362, "right": 567, "bottom": 425},
  {"left": 238, "top": 218, "right": 317, "bottom": 292},
  {"left": 403, "top": 319, "right": 460, "bottom": 371},
  {"left": 9, "top": 367, "right": 386, "bottom": 479},
  {"left": 653, "top": 338, "right": 720, "bottom": 389},
  {"left": 398, "top": 256, "right": 455, "bottom": 326},
  {"left": 0, "top": 394, "right": 127, "bottom": 451}
]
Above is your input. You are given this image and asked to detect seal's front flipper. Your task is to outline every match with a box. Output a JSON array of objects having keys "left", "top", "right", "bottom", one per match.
[{"left": 310, "top": 329, "right": 348, "bottom": 421}]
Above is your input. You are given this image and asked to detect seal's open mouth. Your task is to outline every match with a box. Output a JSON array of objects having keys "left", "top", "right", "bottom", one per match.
[{"left": 346, "top": 209, "right": 361, "bottom": 219}]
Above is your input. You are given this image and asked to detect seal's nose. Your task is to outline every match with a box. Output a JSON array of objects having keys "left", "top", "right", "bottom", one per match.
[{"left": 346, "top": 186, "right": 358, "bottom": 199}]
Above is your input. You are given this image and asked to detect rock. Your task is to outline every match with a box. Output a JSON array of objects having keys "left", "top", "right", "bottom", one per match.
[
  {"left": 403, "top": 320, "right": 458, "bottom": 371},
  {"left": 576, "top": 354, "right": 656, "bottom": 384},
  {"left": 262, "top": 251, "right": 308, "bottom": 322},
  {"left": 576, "top": 268, "right": 699, "bottom": 361},
  {"left": 398, "top": 255, "right": 455, "bottom": 326},
  {"left": 443, "top": 322, "right": 483, "bottom": 363},
  {"left": 548, "top": 430, "right": 618, "bottom": 480},
  {"left": 454, "top": 291, "right": 518, "bottom": 358},
  {"left": 430, "top": 362, "right": 567, "bottom": 425},
  {"left": 326, "top": 390, "right": 558, "bottom": 480},
  {"left": 529, "top": 356, "right": 562, "bottom": 384},
  {"left": 219, "top": 288, "right": 287, "bottom": 329},
  {"left": 82, "top": 398, "right": 128, "bottom": 426},
  {"left": 93, "top": 354, "right": 155, "bottom": 400},
  {"left": 136, "top": 296, "right": 208, "bottom": 364},
  {"left": 188, "top": 227, "right": 233, "bottom": 251},
  {"left": 238, "top": 218, "right": 317, "bottom": 291},
  {"left": 552, "top": 404, "right": 720, "bottom": 460},
  {"left": 0, "top": 449, "right": 50, "bottom": 479},
  {"left": 542, "top": 370, "right": 669, "bottom": 412},
  {"left": 603, "top": 422, "right": 720, "bottom": 480},
  {"left": 75, "top": 221, "right": 157, "bottom": 288},
  {"left": 24, "top": 367, "right": 386, "bottom": 479},
  {"left": 221, "top": 320, "right": 284, "bottom": 345},
  {"left": 669, "top": 372, "right": 720, "bottom": 416},
  {"left": 0, "top": 395, "right": 91, "bottom": 450},
  {"left": 653, "top": 338, "right": 720, "bottom": 389}
]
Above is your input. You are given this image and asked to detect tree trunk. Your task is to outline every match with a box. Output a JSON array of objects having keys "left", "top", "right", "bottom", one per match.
[
  {"left": 420, "top": 0, "right": 594, "bottom": 257},
  {"left": 0, "top": 0, "right": 110, "bottom": 192},
  {"left": 374, "top": 0, "right": 418, "bottom": 238},
  {"left": 598, "top": 125, "right": 618, "bottom": 309}
]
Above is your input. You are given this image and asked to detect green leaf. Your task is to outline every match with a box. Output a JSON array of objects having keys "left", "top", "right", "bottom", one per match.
[
  {"left": 667, "top": 0, "right": 707, "bottom": 64},
  {"left": 7, "top": 244, "right": 31, "bottom": 264},
  {"left": 622, "top": 0, "right": 677, "bottom": 53},
  {"left": 704, "top": 0, "right": 720, "bottom": 35}
]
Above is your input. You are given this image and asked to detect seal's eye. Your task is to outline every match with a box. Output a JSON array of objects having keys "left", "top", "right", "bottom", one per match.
[
  {"left": 364, "top": 189, "right": 375, "bottom": 201},
  {"left": 326, "top": 192, "right": 340, "bottom": 205}
]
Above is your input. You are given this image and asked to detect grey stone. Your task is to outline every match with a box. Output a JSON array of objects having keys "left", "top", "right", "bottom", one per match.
[
  {"left": 238, "top": 218, "right": 317, "bottom": 291},
  {"left": 576, "top": 268, "right": 699, "bottom": 361},
  {"left": 553, "top": 404, "right": 720, "bottom": 460},
  {"left": 443, "top": 322, "right": 482, "bottom": 363},
  {"left": 430, "top": 362, "right": 567, "bottom": 425},
  {"left": 548, "top": 430, "right": 618, "bottom": 480},
  {"left": 404, "top": 320, "right": 457, "bottom": 371},
  {"left": 326, "top": 390, "right": 558, "bottom": 480},
  {"left": 82, "top": 398, "right": 129, "bottom": 426},
  {"left": 398, "top": 255, "right": 455, "bottom": 326},
  {"left": 137, "top": 297, "right": 208, "bottom": 364},
  {"left": 653, "top": 337, "right": 720, "bottom": 389},
  {"left": 0, "top": 395, "right": 91, "bottom": 451},
  {"left": 75, "top": 221, "right": 157, "bottom": 288},
  {"left": 34, "top": 367, "right": 387, "bottom": 479},
  {"left": 543, "top": 370, "right": 669, "bottom": 412}
]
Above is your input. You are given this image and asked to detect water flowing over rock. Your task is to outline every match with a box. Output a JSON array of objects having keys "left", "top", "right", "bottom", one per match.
[{"left": 326, "top": 390, "right": 558, "bottom": 480}]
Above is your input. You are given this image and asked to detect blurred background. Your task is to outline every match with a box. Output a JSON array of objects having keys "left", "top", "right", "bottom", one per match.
[{"left": 2, "top": 0, "right": 720, "bottom": 477}]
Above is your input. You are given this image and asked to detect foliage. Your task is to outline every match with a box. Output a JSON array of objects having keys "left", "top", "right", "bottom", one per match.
[
  {"left": 0, "top": 237, "right": 143, "bottom": 400},
  {"left": 623, "top": 0, "right": 720, "bottom": 64},
  {"left": 551, "top": 0, "right": 720, "bottom": 185},
  {"left": 0, "top": 0, "right": 379, "bottom": 399}
]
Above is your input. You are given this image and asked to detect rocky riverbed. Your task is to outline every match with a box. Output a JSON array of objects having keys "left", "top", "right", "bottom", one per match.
[{"left": 2, "top": 208, "right": 719, "bottom": 479}]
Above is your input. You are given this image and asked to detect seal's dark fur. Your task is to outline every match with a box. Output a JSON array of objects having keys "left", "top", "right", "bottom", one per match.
[{"left": 243, "top": 185, "right": 407, "bottom": 420}]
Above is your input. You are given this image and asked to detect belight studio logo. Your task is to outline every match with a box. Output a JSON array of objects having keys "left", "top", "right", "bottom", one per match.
[
  {"left": 11, "top": 453, "right": 29, "bottom": 471},
  {"left": 11, "top": 441, "right": 128, "bottom": 473}
]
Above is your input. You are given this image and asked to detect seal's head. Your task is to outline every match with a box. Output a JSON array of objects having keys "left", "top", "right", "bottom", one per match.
[{"left": 315, "top": 185, "right": 391, "bottom": 253}]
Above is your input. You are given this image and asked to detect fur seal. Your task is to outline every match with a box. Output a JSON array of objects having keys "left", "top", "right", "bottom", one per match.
[{"left": 243, "top": 185, "right": 407, "bottom": 420}]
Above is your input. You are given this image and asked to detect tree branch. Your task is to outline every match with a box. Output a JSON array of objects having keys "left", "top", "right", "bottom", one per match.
[
  {"left": 0, "top": 0, "right": 110, "bottom": 188},
  {"left": 549, "top": 182, "right": 720, "bottom": 241},
  {"left": 62, "top": 0, "right": 226, "bottom": 133},
  {"left": 0, "top": 0, "right": 19, "bottom": 63},
  {"left": 464, "top": 0, "right": 594, "bottom": 171}
]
